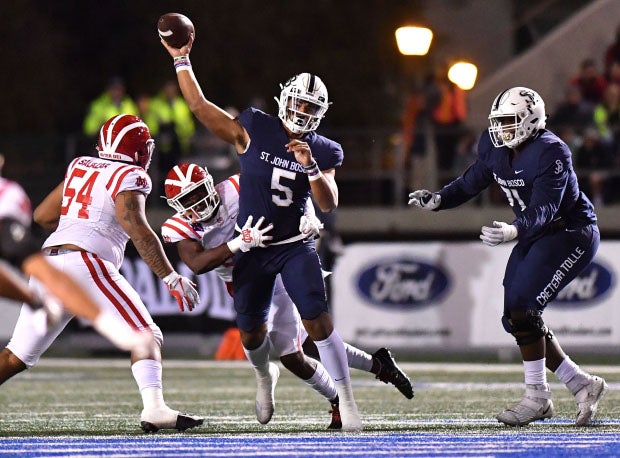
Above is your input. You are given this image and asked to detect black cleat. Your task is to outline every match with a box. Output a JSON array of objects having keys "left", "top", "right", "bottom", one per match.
[
  {"left": 140, "top": 412, "right": 204, "bottom": 433},
  {"left": 372, "top": 348, "right": 414, "bottom": 399},
  {"left": 327, "top": 397, "right": 342, "bottom": 430}
]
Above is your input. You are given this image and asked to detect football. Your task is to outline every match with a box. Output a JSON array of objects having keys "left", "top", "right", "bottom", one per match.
[{"left": 157, "top": 13, "right": 194, "bottom": 49}]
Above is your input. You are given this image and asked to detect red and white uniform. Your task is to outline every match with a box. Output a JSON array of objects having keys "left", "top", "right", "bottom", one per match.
[
  {"left": 161, "top": 174, "right": 307, "bottom": 357},
  {"left": 0, "top": 177, "right": 32, "bottom": 226},
  {"left": 7, "top": 157, "right": 162, "bottom": 367}
]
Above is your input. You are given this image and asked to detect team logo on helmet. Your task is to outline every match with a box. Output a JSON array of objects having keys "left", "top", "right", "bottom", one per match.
[{"left": 97, "top": 114, "right": 154, "bottom": 170}]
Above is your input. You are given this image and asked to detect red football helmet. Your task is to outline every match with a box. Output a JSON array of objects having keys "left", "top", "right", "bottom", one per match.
[
  {"left": 165, "top": 163, "right": 220, "bottom": 222},
  {"left": 97, "top": 114, "right": 155, "bottom": 170}
]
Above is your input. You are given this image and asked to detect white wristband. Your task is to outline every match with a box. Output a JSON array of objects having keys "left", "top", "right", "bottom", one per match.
[
  {"left": 226, "top": 237, "right": 241, "bottom": 254},
  {"left": 308, "top": 171, "right": 323, "bottom": 182}
]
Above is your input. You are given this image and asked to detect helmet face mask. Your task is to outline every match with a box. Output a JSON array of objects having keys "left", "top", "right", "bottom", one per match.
[
  {"left": 488, "top": 87, "right": 546, "bottom": 148},
  {"left": 97, "top": 114, "right": 155, "bottom": 170},
  {"left": 164, "top": 163, "right": 220, "bottom": 222},
  {"left": 275, "top": 73, "right": 329, "bottom": 135}
]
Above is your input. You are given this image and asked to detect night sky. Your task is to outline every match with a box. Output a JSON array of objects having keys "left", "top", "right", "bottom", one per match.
[{"left": 2, "top": 0, "right": 423, "bottom": 134}]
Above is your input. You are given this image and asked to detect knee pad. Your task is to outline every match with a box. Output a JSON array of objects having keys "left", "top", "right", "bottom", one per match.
[{"left": 508, "top": 309, "right": 546, "bottom": 346}]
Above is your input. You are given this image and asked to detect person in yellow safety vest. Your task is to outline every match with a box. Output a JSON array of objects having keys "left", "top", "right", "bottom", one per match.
[
  {"left": 82, "top": 77, "right": 139, "bottom": 137},
  {"left": 148, "top": 80, "right": 196, "bottom": 159}
]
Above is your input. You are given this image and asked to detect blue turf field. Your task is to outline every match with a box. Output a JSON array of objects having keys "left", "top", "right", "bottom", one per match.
[{"left": 2, "top": 431, "right": 620, "bottom": 457}]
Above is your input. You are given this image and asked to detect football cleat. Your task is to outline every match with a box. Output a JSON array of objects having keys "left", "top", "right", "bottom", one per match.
[
  {"left": 255, "top": 362, "right": 280, "bottom": 425},
  {"left": 497, "top": 384, "right": 554, "bottom": 426},
  {"left": 327, "top": 396, "right": 342, "bottom": 430},
  {"left": 575, "top": 376, "right": 608, "bottom": 426},
  {"left": 372, "top": 348, "right": 414, "bottom": 399},
  {"left": 140, "top": 408, "right": 204, "bottom": 433}
]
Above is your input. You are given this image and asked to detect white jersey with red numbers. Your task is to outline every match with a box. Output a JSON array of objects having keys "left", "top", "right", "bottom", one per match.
[
  {"left": 0, "top": 177, "right": 32, "bottom": 226},
  {"left": 161, "top": 174, "right": 307, "bottom": 357},
  {"left": 43, "top": 156, "right": 152, "bottom": 269}
]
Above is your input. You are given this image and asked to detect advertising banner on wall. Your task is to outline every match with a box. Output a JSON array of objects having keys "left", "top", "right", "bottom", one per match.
[{"left": 332, "top": 242, "right": 618, "bottom": 349}]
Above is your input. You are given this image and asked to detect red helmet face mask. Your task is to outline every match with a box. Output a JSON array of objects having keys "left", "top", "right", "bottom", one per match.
[
  {"left": 165, "top": 163, "right": 220, "bottom": 222},
  {"left": 97, "top": 114, "right": 155, "bottom": 170}
]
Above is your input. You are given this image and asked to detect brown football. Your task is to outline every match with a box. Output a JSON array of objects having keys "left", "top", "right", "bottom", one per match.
[{"left": 157, "top": 13, "right": 194, "bottom": 48}]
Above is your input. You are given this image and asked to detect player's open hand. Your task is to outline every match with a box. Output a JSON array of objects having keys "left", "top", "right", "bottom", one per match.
[
  {"left": 299, "top": 214, "right": 323, "bottom": 239},
  {"left": 480, "top": 221, "right": 518, "bottom": 246},
  {"left": 408, "top": 190, "right": 441, "bottom": 210},
  {"left": 161, "top": 32, "right": 194, "bottom": 58},
  {"left": 227, "top": 215, "right": 274, "bottom": 253}
]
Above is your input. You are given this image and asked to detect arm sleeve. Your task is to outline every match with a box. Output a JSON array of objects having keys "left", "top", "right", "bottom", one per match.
[
  {"left": 436, "top": 130, "right": 494, "bottom": 210},
  {"left": 0, "top": 218, "right": 43, "bottom": 268}
]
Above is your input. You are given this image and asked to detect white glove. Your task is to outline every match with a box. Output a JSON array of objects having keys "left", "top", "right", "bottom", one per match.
[
  {"left": 480, "top": 221, "right": 518, "bottom": 246},
  {"left": 299, "top": 214, "right": 324, "bottom": 239},
  {"left": 408, "top": 190, "right": 441, "bottom": 210},
  {"left": 227, "top": 215, "right": 273, "bottom": 253},
  {"left": 163, "top": 271, "right": 200, "bottom": 312}
]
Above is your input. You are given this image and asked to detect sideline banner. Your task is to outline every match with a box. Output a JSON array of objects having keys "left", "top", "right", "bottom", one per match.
[{"left": 332, "top": 242, "right": 618, "bottom": 349}]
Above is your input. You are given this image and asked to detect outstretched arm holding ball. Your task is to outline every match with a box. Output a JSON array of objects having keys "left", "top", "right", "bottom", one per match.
[{"left": 160, "top": 32, "right": 250, "bottom": 155}]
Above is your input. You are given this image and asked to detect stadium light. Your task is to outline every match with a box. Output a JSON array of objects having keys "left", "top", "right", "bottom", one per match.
[
  {"left": 395, "top": 26, "right": 433, "bottom": 56},
  {"left": 447, "top": 61, "right": 478, "bottom": 90}
]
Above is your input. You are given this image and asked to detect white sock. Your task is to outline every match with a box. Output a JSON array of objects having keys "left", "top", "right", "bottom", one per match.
[
  {"left": 344, "top": 343, "right": 373, "bottom": 372},
  {"left": 304, "top": 361, "right": 338, "bottom": 402},
  {"left": 131, "top": 359, "right": 166, "bottom": 410},
  {"left": 243, "top": 337, "right": 271, "bottom": 377},
  {"left": 314, "top": 330, "right": 350, "bottom": 385},
  {"left": 523, "top": 358, "right": 547, "bottom": 386},
  {"left": 555, "top": 357, "right": 590, "bottom": 394}
]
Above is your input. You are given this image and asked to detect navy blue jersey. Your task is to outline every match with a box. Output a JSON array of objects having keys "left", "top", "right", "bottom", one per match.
[
  {"left": 237, "top": 108, "right": 343, "bottom": 242},
  {"left": 438, "top": 129, "right": 597, "bottom": 245}
]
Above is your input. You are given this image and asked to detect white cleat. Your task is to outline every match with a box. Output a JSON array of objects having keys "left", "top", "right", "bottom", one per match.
[
  {"left": 255, "top": 363, "right": 279, "bottom": 425},
  {"left": 575, "top": 376, "right": 608, "bottom": 426},
  {"left": 340, "top": 403, "right": 362, "bottom": 432},
  {"left": 140, "top": 407, "right": 204, "bottom": 433},
  {"left": 497, "top": 383, "right": 554, "bottom": 426}
]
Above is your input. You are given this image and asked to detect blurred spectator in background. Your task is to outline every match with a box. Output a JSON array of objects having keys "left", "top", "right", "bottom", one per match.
[
  {"left": 425, "top": 66, "right": 467, "bottom": 178},
  {"left": 574, "top": 127, "right": 615, "bottom": 208},
  {"left": 592, "top": 83, "right": 620, "bottom": 150},
  {"left": 570, "top": 59, "right": 607, "bottom": 106},
  {"left": 82, "top": 77, "right": 138, "bottom": 138},
  {"left": 400, "top": 84, "right": 428, "bottom": 192},
  {"left": 548, "top": 85, "right": 594, "bottom": 139},
  {"left": 146, "top": 80, "right": 196, "bottom": 201},
  {"left": 604, "top": 23, "right": 620, "bottom": 79}
]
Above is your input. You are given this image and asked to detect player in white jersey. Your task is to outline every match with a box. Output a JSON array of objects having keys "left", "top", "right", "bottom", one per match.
[
  {"left": 0, "top": 173, "right": 153, "bottom": 385},
  {"left": 161, "top": 163, "right": 414, "bottom": 428},
  {"left": 1, "top": 115, "right": 203, "bottom": 433}
]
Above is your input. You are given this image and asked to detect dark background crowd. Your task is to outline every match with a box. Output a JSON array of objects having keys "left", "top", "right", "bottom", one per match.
[{"left": 1, "top": 0, "right": 619, "bottom": 209}]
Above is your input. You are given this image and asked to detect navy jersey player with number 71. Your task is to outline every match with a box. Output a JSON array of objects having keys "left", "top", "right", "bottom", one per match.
[
  {"left": 409, "top": 87, "right": 607, "bottom": 427},
  {"left": 161, "top": 34, "right": 362, "bottom": 430}
]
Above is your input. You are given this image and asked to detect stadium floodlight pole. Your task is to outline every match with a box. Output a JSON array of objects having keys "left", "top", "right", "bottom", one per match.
[{"left": 394, "top": 24, "right": 439, "bottom": 194}]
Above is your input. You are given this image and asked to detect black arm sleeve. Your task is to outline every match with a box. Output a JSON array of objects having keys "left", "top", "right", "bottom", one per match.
[{"left": 0, "top": 218, "right": 44, "bottom": 268}]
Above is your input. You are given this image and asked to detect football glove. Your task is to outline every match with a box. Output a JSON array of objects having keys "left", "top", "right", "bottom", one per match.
[
  {"left": 227, "top": 215, "right": 273, "bottom": 253},
  {"left": 480, "top": 221, "right": 518, "bottom": 246},
  {"left": 299, "top": 214, "right": 324, "bottom": 239},
  {"left": 163, "top": 271, "right": 200, "bottom": 312},
  {"left": 408, "top": 190, "right": 441, "bottom": 210}
]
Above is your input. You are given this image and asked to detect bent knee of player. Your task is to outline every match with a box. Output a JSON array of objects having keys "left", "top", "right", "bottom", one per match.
[{"left": 301, "top": 311, "right": 334, "bottom": 341}]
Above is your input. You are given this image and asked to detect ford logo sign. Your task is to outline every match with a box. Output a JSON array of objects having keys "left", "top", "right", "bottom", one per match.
[
  {"left": 356, "top": 258, "right": 451, "bottom": 310},
  {"left": 550, "top": 260, "right": 615, "bottom": 308}
]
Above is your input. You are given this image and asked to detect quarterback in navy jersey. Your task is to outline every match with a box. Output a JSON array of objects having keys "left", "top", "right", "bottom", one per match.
[
  {"left": 162, "top": 34, "right": 361, "bottom": 430},
  {"left": 409, "top": 87, "right": 606, "bottom": 427}
]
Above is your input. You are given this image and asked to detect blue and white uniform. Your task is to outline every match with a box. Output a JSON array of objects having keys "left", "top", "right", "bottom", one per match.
[
  {"left": 438, "top": 129, "right": 599, "bottom": 312},
  {"left": 234, "top": 108, "right": 343, "bottom": 331}
]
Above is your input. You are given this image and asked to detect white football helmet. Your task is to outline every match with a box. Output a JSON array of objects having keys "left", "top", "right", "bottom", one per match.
[
  {"left": 488, "top": 87, "right": 546, "bottom": 148},
  {"left": 274, "top": 73, "right": 330, "bottom": 135},
  {"left": 164, "top": 163, "right": 220, "bottom": 222}
]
